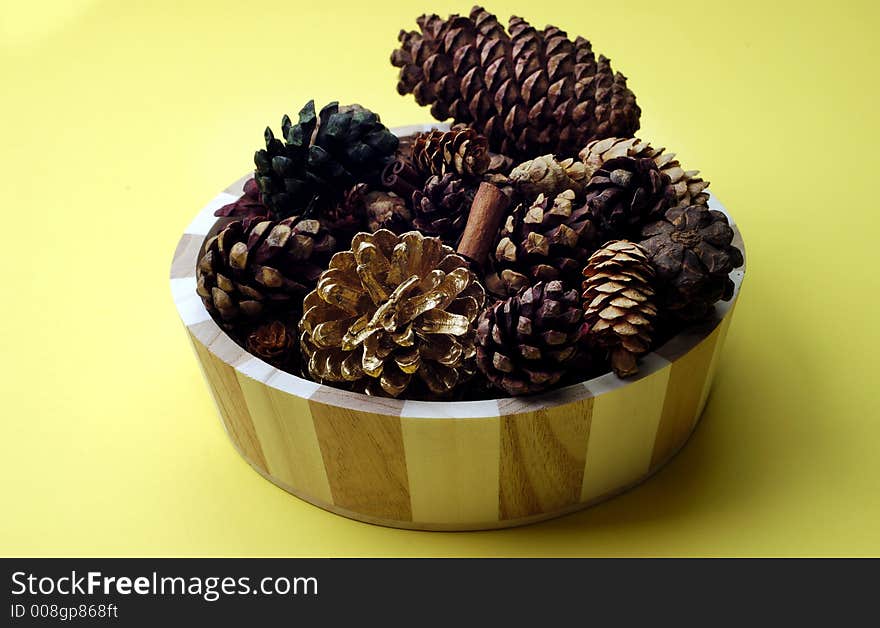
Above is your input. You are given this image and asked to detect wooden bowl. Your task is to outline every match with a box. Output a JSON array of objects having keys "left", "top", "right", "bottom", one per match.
[{"left": 170, "top": 125, "right": 746, "bottom": 530}]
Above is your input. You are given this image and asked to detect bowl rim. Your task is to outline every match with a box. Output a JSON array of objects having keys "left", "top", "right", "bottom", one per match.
[{"left": 170, "top": 124, "right": 746, "bottom": 419}]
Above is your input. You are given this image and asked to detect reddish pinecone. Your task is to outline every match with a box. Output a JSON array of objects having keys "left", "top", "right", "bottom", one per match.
[
  {"left": 488, "top": 189, "right": 599, "bottom": 297},
  {"left": 412, "top": 127, "right": 490, "bottom": 178},
  {"left": 584, "top": 156, "right": 676, "bottom": 239},
  {"left": 214, "top": 178, "right": 271, "bottom": 221},
  {"left": 639, "top": 204, "right": 744, "bottom": 322},
  {"left": 582, "top": 241, "right": 657, "bottom": 377},
  {"left": 411, "top": 173, "right": 474, "bottom": 245},
  {"left": 390, "top": 6, "right": 640, "bottom": 159},
  {"left": 476, "top": 280, "right": 585, "bottom": 396},
  {"left": 196, "top": 217, "right": 336, "bottom": 324}
]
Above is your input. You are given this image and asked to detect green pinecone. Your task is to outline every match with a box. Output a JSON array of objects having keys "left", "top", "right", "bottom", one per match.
[{"left": 254, "top": 100, "right": 399, "bottom": 219}]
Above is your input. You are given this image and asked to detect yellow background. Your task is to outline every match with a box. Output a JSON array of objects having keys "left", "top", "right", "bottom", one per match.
[{"left": 2, "top": 0, "right": 878, "bottom": 556}]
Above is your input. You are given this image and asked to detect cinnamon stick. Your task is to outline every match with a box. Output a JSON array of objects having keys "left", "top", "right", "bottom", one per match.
[
  {"left": 381, "top": 158, "right": 421, "bottom": 199},
  {"left": 456, "top": 181, "right": 509, "bottom": 269}
]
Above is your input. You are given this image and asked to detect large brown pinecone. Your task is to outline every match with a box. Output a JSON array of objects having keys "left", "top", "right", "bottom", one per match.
[
  {"left": 488, "top": 189, "right": 599, "bottom": 297},
  {"left": 584, "top": 156, "right": 676, "bottom": 239},
  {"left": 476, "top": 280, "right": 585, "bottom": 396},
  {"left": 508, "top": 154, "right": 588, "bottom": 198},
  {"left": 579, "top": 137, "right": 710, "bottom": 208},
  {"left": 639, "top": 204, "right": 743, "bottom": 322},
  {"left": 412, "top": 127, "right": 490, "bottom": 178},
  {"left": 582, "top": 240, "right": 657, "bottom": 377},
  {"left": 411, "top": 174, "right": 474, "bottom": 245},
  {"left": 299, "top": 230, "right": 485, "bottom": 398},
  {"left": 196, "top": 217, "right": 336, "bottom": 324},
  {"left": 390, "top": 6, "right": 640, "bottom": 159}
]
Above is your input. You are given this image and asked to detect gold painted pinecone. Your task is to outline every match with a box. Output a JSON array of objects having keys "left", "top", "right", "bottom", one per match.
[
  {"left": 579, "top": 137, "right": 709, "bottom": 208},
  {"left": 299, "top": 230, "right": 486, "bottom": 398},
  {"left": 196, "top": 217, "right": 336, "bottom": 325},
  {"left": 488, "top": 189, "right": 599, "bottom": 297},
  {"left": 412, "top": 127, "right": 490, "bottom": 178},
  {"left": 508, "top": 154, "right": 588, "bottom": 198},
  {"left": 582, "top": 240, "right": 657, "bottom": 377}
]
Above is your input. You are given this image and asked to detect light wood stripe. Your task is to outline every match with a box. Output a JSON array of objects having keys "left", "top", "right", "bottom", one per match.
[
  {"left": 309, "top": 401, "right": 412, "bottom": 521},
  {"left": 401, "top": 416, "right": 500, "bottom": 525},
  {"left": 581, "top": 359, "right": 671, "bottom": 502},
  {"left": 498, "top": 398, "right": 593, "bottom": 520},
  {"left": 650, "top": 323, "right": 722, "bottom": 468},
  {"left": 170, "top": 234, "right": 203, "bottom": 280},
  {"left": 235, "top": 371, "right": 333, "bottom": 504},
  {"left": 189, "top": 331, "right": 267, "bottom": 470}
]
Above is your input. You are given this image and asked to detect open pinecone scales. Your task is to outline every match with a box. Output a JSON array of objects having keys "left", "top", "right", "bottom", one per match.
[
  {"left": 196, "top": 217, "right": 337, "bottom": 325},
  {"left": 412, "top": 127, "right": 490, "bottom": 178},
  {"left": 580, "top": 137, "right": 710, "bottom": 208},
  {"left": 391, "top": 6, "right": 640, "bottom": 159},
  {"left": 300, "top": 230, "right": 485, "bottom": 398},
  {"left": 582, "top": 240, "right": 657, "bottom": 377}
]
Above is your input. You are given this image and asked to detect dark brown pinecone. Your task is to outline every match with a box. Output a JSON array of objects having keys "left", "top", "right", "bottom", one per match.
[
  {"left": 584, "top": 156, "right": 676, "bottom": 239},
  {"left": 246, "top": 320, "right": 297, "bottom": 368},
  {"left": 214, "top": 178, "right": 271, "bottom": 221},
  {"left": 412, "top": 127, "right": 490, "bottom": 178},
  {"left": 390, "top": 6, "right": 640, "bottom": 159},
  {"left": 476, "top": 280, "right": 585, "bottom": 396},
  {"left": 488, "top": 189, "right": 599, "bottom": 297},
  {"left": 196, "top": 217, "right": 336, "bottom": 325},
  {"left": 639, "top": 204, "right": 744, "bottom": 322},
  {"left": 582, "top": 240, "right": 657, "bottom": 377},
  {"left": 579, "top": 137, "right": 710, "bottom": 209},
  {"left": 411, "top": 173, "right": 474, "bottom": 245}
]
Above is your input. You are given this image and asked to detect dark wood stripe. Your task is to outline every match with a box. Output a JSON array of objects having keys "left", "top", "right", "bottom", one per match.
[
  {"left": 499, "top": 398, "right": 593, "bottom": 520},
  {"left": 309, "top": 400, "right": 412, "bottom": 522}
]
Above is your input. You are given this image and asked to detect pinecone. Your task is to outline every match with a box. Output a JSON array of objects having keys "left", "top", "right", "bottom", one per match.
[
  {"left": 299, "top": 230, "right": 486, "bottom": 398},
  {"left": 390, "top": 6, "right": 640, "bottom": 159},
  {"left": 214, "top": 178, "right": 271, "bottom": 221},
  {"left": 196, "top": 217, "right": 336, "bottom": 324},
  {"left": 488, "top": 189, "right": 599, "bottom": 297},
  {"left": 475, "top": 280, "right": 585, "bottom": 396},
  {"left": 341, "top": 183, "right": 412, "bottom": 234},
  {"left": 246, "top": 320, "right": 297, "bottom": 368},
  {"left": 584, "top": 156, "right": 676, "bottom": 239},
  {"left": 509, "top": 154, "right": 588, "bottom": 198},
  {"left": 254, "top": 100, "right": 398, "bottom": 219},
  {"left": 412, "top": 127, "right": 490, "bottom": 178},
  {"left": 579, "top": 137, "right": 710, "bottom": 208},
  {"left": 639, "top": 204, "right": 744, "bottom": 322},
  {"left": 582, "top": 241, "right": 657, "bottom": 377},
  {"left": 411, "top": 173, "right": 474, "bottom": 245}
]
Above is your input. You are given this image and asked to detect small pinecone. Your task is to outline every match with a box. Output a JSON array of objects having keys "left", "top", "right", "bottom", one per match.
[
  {"left": 579, "top": 137, "right": 710, "bottom": 208},
  {"left": 196, "top": 217, "right": 336, "bottom": 324},
  {"left": 341, "top": 183, "right": 412, "bottom": 233},
  {"left": 488, "top": 189, "right": 599, "bottom": 297},
  {"left": 246, "top": 320, "right": 297, "bottom": 368},
  {"left": 390, "top": 7, "right": 640, "bottom": 159},
  {"left": 582, "top": 241, "right": 657, "bottom": 377},
  {"left": 254, "top": 100, "right": 398, "bottom": 219},
  {"left": 299, "top": 230, "right": 486, "bottom": 398},
  {"left": 639, "top": 205, "right": 744, "bottom": 322},
  {"left": 411, "top": 174, "right": 474, "bottom": 245},
  {"left": 509, "top": 154, "right": 588, "bottom": 198},
  {"left": 214, "top": 178, "right": 271, "bottom": 221},
  {"left": 412, "top": 127, "right": 490, "bottom": 178},
  {"left": 476, "top": 280, "right": 585, "bottom": 396},
  {"left": 584, "top": 156, "right": 676, "bottom": 238}
]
